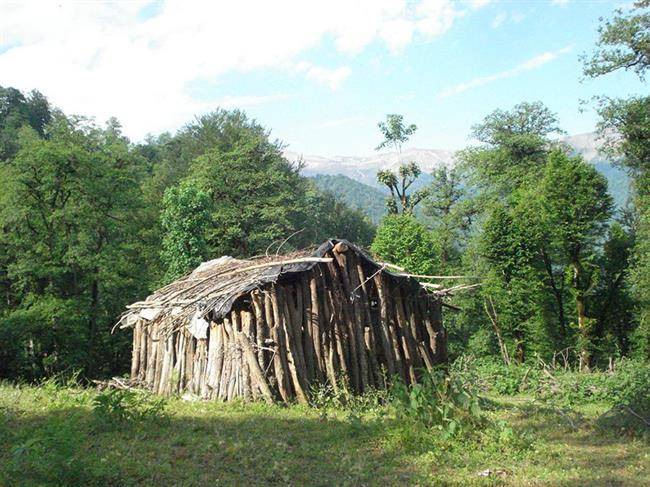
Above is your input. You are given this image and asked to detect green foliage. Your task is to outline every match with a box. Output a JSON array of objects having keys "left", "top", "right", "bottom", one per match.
[
  {"left": 582, "top": 0, "right": 650, "bottom": 81},
  {"left": 160, "top": 183, "right": 212, "bottom": 283},
  {"left": 0, "top": 85, "right": 51, "bottom": 161},
  {"left": 92, "top": 388, "right": 167, "bottom": 426},
  {"left": 423, "top": 166, "right": 476, "bottom": 270},
  {"left": 0, "top": 92, "right": 378, "bottom": 382},
  {"left": 375, "top": 114, "right": 428, "bottom": 215},
  {"left": 390, "top": 369, "right": 483, "bottom": 437},
  {"left": 310, "top": 174, "right": 387, "bottom": 224},
  {"left": 462, "top": 101, "right": 563, "bottom": 193},
  {"left": 370, "top": 214, "right": 437, "bottom": 274},
  {"left": 0, "top": 114, "right": 151, "bottom": 378},
  {"left": 375, "top": 114, "right": 417, "bottom": 152}
]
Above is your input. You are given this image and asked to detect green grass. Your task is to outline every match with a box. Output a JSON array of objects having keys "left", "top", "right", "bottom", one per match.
[{"left": 0, "top": 383, "right": 648, "bottom": 486}]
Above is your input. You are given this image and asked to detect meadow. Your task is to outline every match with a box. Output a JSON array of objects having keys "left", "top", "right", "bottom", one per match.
[{"left": 1, "top": 361, "right": 647, "bottom": 486}]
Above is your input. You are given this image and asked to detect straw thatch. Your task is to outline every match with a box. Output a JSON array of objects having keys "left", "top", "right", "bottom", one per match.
[{"left": 120, "top": 239, "right": 447, "bottom": 403}]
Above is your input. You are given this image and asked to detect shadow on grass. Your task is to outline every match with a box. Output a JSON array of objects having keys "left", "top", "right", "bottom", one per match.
[
  {"left": 482, "top": 396, "right": 649, "bottom": 486},
  {"left": 1, "top": 394, "right": 647, "bottom": 487},
  {"left": 0, "top": 403, "right": 420, "bottom": 486}
]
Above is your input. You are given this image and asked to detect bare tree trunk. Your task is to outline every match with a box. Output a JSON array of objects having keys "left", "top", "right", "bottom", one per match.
[{"left": 484, "top": 297, "right": 511, "bottom": 366}]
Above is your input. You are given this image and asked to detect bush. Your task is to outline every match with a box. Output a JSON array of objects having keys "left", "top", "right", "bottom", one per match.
[
  {"left": 92, "top": 388, "right": 167, "bottom": 426},
  {"left": 390, "top": 368, "right": 483, "bottom": 437},
  {"left": 596, "top": 360, "right": 650, "bottom": 437}
]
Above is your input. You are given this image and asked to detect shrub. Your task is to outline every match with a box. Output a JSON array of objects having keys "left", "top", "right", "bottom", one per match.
[
  {"left": 390, "top": 368, "right": 483, "bottom": 437},
  {"left": 92, "top": 388, "right": 167, "bottom": 426}
]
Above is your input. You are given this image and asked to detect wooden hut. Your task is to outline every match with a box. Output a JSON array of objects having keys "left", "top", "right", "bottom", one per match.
[{"left": 119, "top": 239, "right": 447, "bottom": 404}]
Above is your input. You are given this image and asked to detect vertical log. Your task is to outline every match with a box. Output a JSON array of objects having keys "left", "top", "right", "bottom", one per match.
[
  {"left": 218, "top": 322, "right": 232, "bottom": 400},
  {"left": 319, "top": 276, "right": 339, "bottom": 391},
  {"left": 431, "top": 300, "right": 447, "bottom": 363},
  {"left": 268, "top": 287, "right": 293, "bottom": 402},
  {"left": 326, "top": 254, "right": 360, "bottom": 391},
  {"left": 251, "top": 290, "right": 267, "bottom": 369},
  {"left": 241, "top": 310, "right": 254, "bottom": 337},
  {"left": 325, "top": 286, "right": 349, "bottom": 381},
  {"left": 195, "top": 338, "right": 208, "bottom": 396},
  {"left": 157, "top": 333, "right": 175, "bottom": 395},
  {"left": 206, "top": 322, "right": 222, "bottom": 397},
  {"left": 373, "top": 274, "right": 397, "bottom": 379},
  {"left": 394, "top": 292, "right": 417, "bottom": 384},
  {"left": 238, "top": 330, "right": 274, "bottom": 404},
  {"left": 131, "top": 321, "right": 141, "bottom": 379},
  {"left": 174, "top": 330, "right": 186, "bottom": 393},
  {"left": 277, "top": 286, "right": 309, "bottom": 404},
  {"left": 284, "top": 285, "right": 309, "bottom": 383},
  {"left": 145, "top": 323, "right": 158, "bottom": 387},
  {"left": 153, "top": 325, "right": 165, "bottom": 391},
  {"left": 415, "top": 297, "right": 437, "bottom": 372},
  {"left": 300, "top": 274, "right": 317, "bottom": 382},
  {"left": 231, "top": 310, "right": 241, "bottom": 332},
  {"left": 184, "top": 334, "right": 195, "bottom": 392},
  {"left": 308, "top": 272, "right": 324, "bottom": 379},
  {"left": 211, "top": 324, "right": 225, "bottom": 397},
  {"left": 138, "top": 324, "right": 148, "bottom": 382}
]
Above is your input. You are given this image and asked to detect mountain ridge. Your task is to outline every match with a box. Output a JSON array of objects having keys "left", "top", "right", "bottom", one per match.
[{"left": 293, "top": 132, "right": 630, "bottom": 220}]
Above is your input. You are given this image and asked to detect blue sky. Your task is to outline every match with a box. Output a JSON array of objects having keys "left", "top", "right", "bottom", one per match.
[{"left": 1, "top": 0, "right": 646, "bottom": 156}]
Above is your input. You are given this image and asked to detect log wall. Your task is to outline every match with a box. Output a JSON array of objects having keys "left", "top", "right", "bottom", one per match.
[{"left": 130, "top": 246, "right": 446, "bottom": 403}]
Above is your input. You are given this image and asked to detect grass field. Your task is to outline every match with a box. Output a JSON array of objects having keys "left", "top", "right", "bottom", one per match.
[{"left": 0, "top": 382, "right": 648, "bottom": 486}]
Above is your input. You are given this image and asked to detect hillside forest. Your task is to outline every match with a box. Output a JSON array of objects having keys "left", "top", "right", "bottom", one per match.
[{"left": 0, "top": 3, "right": 647, "bottom": 384}]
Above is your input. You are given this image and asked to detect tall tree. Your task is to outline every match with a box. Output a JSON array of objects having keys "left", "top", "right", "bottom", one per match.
[
  {"left": 537, "top": 150, "right": 613, "bottom": 369},
  {"left": 0, "top": 115, "right": 149, "bottom": 378},
  {"left": 423, "top": 165, "right": 476, "bottom": 270},
  {"left": 584, "top": 0, "right": 650, "bottom": 358},
  {"left": 461, "top": 101, "right": 563, "bottom": 195},
  {"left": 160, "top": 183, "right": 212, "bottom": 283},
  {"left": 375, "top": 114, "right": 427, "bottom": 214}
]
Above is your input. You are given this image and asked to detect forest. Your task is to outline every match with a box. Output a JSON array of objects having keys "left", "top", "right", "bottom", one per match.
[{"left": 0, "top": 2, "right": 648, "bottom": 485}]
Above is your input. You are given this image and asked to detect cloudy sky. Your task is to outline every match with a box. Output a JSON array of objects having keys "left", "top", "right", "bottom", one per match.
[{"left": 1, "top": 0, "right": 646, "bottom": 155}]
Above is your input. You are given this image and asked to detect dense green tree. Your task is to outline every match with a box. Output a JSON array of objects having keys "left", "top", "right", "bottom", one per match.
[
  {"left": 370, "top": 214, "right": 437, "bottom": 275},
  {"left": 0, "top": 115, "right": 150, "bottom": 378},
  {"left": 300, "top": 184, "right": 375, "bottom": 248},
  {"left": 0, "top": 86, "right": 51, "bottom": 161},
  {"left": 186, "top": 130, "right": 309, "bottom": 256},
  {"left": 537, "top": 150, "right": 613, "bottom": 368},
  {"left": 160, "top": 183, "right": 212, "bottom": 283},
  {"left": 461, "top": 101, "right": 563, "bottom": 195},
  {"left": 585, "top": 1, "right": 649, "bottom": 359},
  {"left": 592, "top": 223, "right": 636, "bottom": 358},
  {"left": 423, "top": 166, "right": 476, "bottom": 270},
  {"left": 479, "top": 201, "right": 544, "bottom": 363}
]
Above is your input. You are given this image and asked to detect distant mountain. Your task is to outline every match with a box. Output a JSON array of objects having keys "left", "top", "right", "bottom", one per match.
[
  {"left": 288, "top": 147, "right": 455, "bottom": 188},
  {"left": 310, "top": 174, "right": 387, "bottom": 224},
  {"left": 562, "top": 133, "right": 630, "bottom": 210},
  {"left": 289, "top": 132, "right": 631, "bottom": 221}
]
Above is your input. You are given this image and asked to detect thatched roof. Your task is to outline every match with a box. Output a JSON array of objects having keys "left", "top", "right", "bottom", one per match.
[{"left": 119, "top": 239, "right": 421, "bottom": 334}]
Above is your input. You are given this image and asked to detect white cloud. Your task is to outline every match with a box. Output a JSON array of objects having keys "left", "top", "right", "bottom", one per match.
[
  {"left": 315, "top": 116, "right": 368, "bottom": 129},
  {"left": 0, "top": 0, "right": 488, "bottom": 139},
  {"left": 469, "top": 0, "right": 492, "bottom": 9},
  {"left": 491, "top": 11, "right": 525, "bottom": 29},
  {"left": 437, "top": 45, "right": 572, "bottom": 98},
  {"left": 217, "top": 94, "right": 293, "bottom": 109},
  {"left": 294, "top": 62, "right": 352, "bottom": 91},
  {"left": 491, "top": 12, "right": 507, "bottom": 28},
  {"left": 551, "top": 0, "right": 570, "bottom": 5}
]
